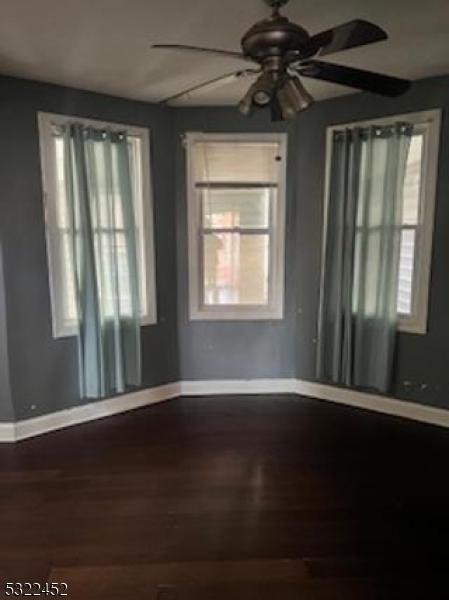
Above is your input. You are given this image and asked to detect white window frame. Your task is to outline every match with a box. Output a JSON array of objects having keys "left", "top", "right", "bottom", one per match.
[
  {"left": 38, "top": 111, "right": 157, "bottom": 338},
  {"left": 186, "top": 132, "right": 287, "bottom": 321},
  {"left": 322, "top": 109, "right": 441, "bottom": 335}
]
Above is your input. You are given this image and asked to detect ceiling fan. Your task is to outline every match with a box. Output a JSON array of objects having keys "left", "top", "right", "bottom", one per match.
[{"left": 152, "top": 0, "right": 411, "bottom": 121}]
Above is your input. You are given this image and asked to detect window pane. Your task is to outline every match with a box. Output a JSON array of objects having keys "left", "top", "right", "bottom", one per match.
[
  {"left": 203, "top": 233, "right": 269, "bottom": 305},
  {"left": 55, "top": 137, "right": 70, "bottom": 228},
  {"left": 354, "top": 227, "right": 417, "bottom": 317},
  {"left": 353, "top": 228, "right": 382, "bottom": 317},
  {"left": 201, "top": 188, "right": 272, "bottom": 229},
  {"left": 193, "top": 141, "right": 282, "bottom": 183},
  {"left": 397, "top": 228, "right": 416, "bottom": 315},
  {"left": 60, "top": 232, "right": 78, "bottom": 323},
  {"left": 402, "top": 134, "right": 423, "bottom": 225},
  {"left": 60, "top": 230, "right": 137, "bottom": 322},
  {"left": 128, "top": 136, "right": 148, "bottom": 317},
  {"left": 357, "top": 136, "right": 390, "bottom": 228},
  {"left": 95, "top": 232, "right": 133, "bottom": 317}
]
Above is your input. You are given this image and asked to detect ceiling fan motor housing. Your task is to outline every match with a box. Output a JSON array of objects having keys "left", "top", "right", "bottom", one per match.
[
  {"left": 241, "top": 14, "right": 310, "bottom": 63},
  {"left": 154, "top": 0, "right": 410, "bottom": 115}
]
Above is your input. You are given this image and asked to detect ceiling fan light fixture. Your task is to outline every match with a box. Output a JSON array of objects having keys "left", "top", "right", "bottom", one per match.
[
  {"left": 276, "top": 86, "right": 297, "bottom": 120},
  {"left": 276, "top": 76, "right": 313, "bottom": 119},
  {"left": 284, "top": 76, "right": 314, "bottom": 111},
  {"left": 238, "top": 87, "right": 255, "bottom": 115},
  {"left": 250, "top": 71, "right": 278, "bottom": 107},
  {"left": 253, "top": 89, "right": 272, "bottom": 106}
]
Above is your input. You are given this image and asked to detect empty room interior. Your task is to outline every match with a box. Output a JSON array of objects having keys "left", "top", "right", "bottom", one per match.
[{"left": 1, "top": 0, "right": 449, "bottom": 597}]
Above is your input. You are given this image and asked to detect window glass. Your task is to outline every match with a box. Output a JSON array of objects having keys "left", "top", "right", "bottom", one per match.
[
  {"left": 203, "top": 233, "right": 269, "bottom": 305},
  {"left": 397, "top": 133, "right": 423, "bottom": 315}
]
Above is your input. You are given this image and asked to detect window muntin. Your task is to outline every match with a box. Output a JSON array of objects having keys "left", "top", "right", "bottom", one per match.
[
  {"left": 38, "top": 112, "right": 157, "bottom": 338},
  {"left": 187, "top": 134, "right": 287, "bottom": 320}
]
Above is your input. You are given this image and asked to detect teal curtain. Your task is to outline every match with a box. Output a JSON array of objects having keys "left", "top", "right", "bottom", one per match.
[
  {"left": 317, "top": 123, "right": 413, "bottom": 393},
  {"left": 63, "top": 125, "right": 141, "bottom": 399}
]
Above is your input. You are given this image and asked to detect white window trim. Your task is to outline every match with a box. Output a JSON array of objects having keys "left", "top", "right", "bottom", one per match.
[
  {"left": 186, "top": 132, "right": 287, "bottom": 321},
  {"left": 37, "top": 111, "right": 157, "bottom": 338},
  {"left": 321, "top": 109, "right": 441, "bottom": 335}
]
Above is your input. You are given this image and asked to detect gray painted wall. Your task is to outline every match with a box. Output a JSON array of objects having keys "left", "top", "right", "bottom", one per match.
[
  {"left": 174, "top": 75, "right": 449, "bottom": 410},
  {"left": 1, "top": 72, "right": 448, "bottom": 422},
  {"left": 0, "top": 242, "right": 14, "bottom": 421},
  {"left": 0, "top": 75, "right": 179, "bottom": 421}
]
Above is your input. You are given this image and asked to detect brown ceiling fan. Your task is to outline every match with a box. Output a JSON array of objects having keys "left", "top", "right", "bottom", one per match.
[{"left": 152, "top": 0, "right": 411, "bottom": 121}]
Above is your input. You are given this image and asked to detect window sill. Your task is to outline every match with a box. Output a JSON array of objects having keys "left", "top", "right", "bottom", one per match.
[
  {"left": 398, "top": 319, "right": 427, "bottom": 335},
  {"left": 189, "top": 306, "right": 284, "bottom": 321},
  {"left": 53, "top": 317, "right": 157, "bottom": 339}
]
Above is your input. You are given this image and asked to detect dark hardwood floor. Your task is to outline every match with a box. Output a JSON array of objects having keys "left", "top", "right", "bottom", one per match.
[{"left": 1, "top": 394, "right": 449, "bottom": 599}]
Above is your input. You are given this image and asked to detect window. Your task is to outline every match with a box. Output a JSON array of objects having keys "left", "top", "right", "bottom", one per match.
[
  {"left": 186, "top": 133, "right": 287, "bottom": 320},
  {"left": 324, "top": 109, "right": 441, "bottom": 334},
  {"left": 38, "top": 112, "right": 157, "bottom": 338}
]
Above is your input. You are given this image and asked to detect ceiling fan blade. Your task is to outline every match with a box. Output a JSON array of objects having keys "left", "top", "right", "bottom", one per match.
[
  {"left": 159, "top": 69, "right": 260, "bottom": 105},
  {"left": 297, "top": 60, "right": 410, "bottom": 96},
  {"left": 303, "top": 20, "right": 387, "bottom": 58},
  {"left": 152, "top": 44, "right": 251, "bottom": 62}
]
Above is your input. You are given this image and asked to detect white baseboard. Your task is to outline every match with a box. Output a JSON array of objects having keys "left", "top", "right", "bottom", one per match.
[
  {"left": 3, "top": 382, "right": 180, "bottom": 443},
  {"left": 1, "top": 378, "right": 448, "bottom": 443},
  {"left": 181, "top": 378, "right": 449, "bottom": 428},
  {"left": 294, "top": 380, "right": 449, "bottom": 428},
  {"left": 0, "top": 422, "right": 15, "bottom": 443},
  {"left": 180, "top": 378, "right": 297, "bottom": 396}
]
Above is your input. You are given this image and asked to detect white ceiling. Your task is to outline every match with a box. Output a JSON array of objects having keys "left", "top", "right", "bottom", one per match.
[{"left": 0, "top": 0, "right": 448, "bottom": 106}]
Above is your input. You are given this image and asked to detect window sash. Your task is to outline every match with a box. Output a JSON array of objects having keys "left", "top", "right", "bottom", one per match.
[
  {"left": 56, "top": 227, "right": 152, "bottom": 329},
  {"left": 187, "top": 132, "right": 287, "bottom": 320},
  {"left": 200, "top": 231, "right": 271, "bottom": 307},
  {"left": 198, "top": 186, "right": 274, "bottom": 308},
  {"left": 198, "top": 176, "right": 276, "bottom": 310}
]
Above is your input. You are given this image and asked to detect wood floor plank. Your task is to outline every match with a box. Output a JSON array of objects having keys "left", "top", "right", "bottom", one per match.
[{"left": 1, "top": 395, "right": 449, "bottom": 598}]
